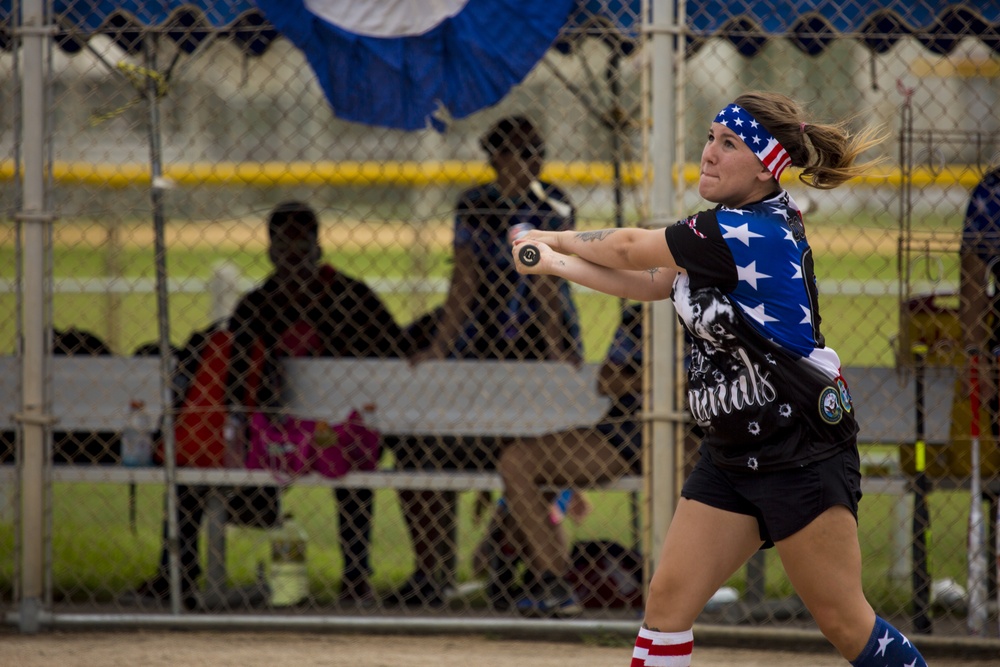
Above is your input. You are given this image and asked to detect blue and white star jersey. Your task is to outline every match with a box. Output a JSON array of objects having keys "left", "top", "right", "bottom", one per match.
[
  {"left": 962, "top": 169, "right": 1000, "bottom": 350},
  {"left": 664, "top": 190, "right": 857, "bottom": 471},
  {"left": 962, "top": 168, "right": 1000, "bottom": 264}
]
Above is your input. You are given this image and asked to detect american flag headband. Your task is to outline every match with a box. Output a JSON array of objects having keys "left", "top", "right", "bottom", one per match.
[{"left": 714, "top": 104, "right": 792, "bottom": 182}]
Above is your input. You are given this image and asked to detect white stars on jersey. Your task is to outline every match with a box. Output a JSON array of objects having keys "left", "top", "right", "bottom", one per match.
[
  {"left": 720, "top": 221, "right": 763, "bottom": 246},
  {"left": 740, "top": 302, "right": 778, "bottom": 324},
  {"left": 717, "top": 191, "right": 816, "bottom": 357},
  {"left": 737, "top": 260, "right": 770, "bottom": 289}
]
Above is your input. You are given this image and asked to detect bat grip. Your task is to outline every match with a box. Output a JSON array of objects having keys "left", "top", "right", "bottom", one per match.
[{"left": 517, "top": 243, "right": 540, "bottom": 267}]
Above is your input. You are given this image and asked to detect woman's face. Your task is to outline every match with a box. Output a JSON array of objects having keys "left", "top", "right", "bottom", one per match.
[{"left": 698, "top": 122, "right": 774, "bottom": 207}]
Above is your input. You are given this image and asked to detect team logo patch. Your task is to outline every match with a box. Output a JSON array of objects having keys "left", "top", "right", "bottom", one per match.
[
  {"left": 836, "top": 378, "right": 853, "bottom": 413},
  {"left": 819, "top": 386, "right": 843, "bottom": 424},
  {"left": 683, "top": 215, "right": 706, "bottom": 239}
]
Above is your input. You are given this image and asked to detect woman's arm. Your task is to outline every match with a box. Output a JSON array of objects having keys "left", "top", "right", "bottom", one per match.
[
  {"left": 532, "top": 191, "right": 580, "bottom": 363},
  {"left": 412, "top": 244, "right": 478, "bottom": 361},
  {"left": 515, "top": 240, "right": 675, "bottom": 301},
  {"left": 958, "top": 248, "right": 996, "bottom": 406},
  {"left": 517, "top": 226, "right": 677, "bottom": 272},
  {"left": 960, "top": 248, "right": 991, "bottom": 355},
  {"left": 533, "top": 273, "right": 580, "bottom": 364},
  {"left": 350, "top": 280, "right": 406, "bottom": 358},
  {"left": 225, "top": 295, "right": 258, "bottom": 411}
]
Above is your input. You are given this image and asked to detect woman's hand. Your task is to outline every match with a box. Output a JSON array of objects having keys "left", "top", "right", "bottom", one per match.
[
  {"left": 408, "top": 343, "right": 445, "bottom": 367},
  {"left": 512, "top": 238, "right": 558, "bottom": 275},
  {"left": 550, "top": 346, "right": 583, "bottom": 368},
  {"left": 520, "top": 228, "right": 561, "bottom": 250}
]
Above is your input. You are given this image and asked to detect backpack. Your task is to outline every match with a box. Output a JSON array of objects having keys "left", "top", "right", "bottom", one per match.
[
  {"left": 154, "top": 323, "right": 264, "bottom": 468},
  {"left": 566, "top": 539, "right": 644, "bottom": 609},
  {"left": 53, "top": 327, "right": 112, "bottom": 356}
]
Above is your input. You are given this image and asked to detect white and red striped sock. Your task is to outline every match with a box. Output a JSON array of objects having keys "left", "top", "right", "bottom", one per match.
[{"left": 630, "top": 626, "right": 694, "bottom": 666}]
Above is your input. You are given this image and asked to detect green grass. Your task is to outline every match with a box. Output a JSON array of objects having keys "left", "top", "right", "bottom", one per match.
[
  {"left": 0, "top": 482, "right": 637, "bottom": 603},
  {"left": 0, "top": 474, "right": 978, "bottom": 616}
]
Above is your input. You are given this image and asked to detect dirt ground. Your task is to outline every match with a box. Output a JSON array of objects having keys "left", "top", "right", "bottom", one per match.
[{"left": 2, "top": 630, "right": 997, "bottom": 667}]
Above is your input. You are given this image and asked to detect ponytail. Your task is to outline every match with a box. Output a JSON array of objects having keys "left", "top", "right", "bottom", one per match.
[{"left": 735, "top": 91, "right": 886, "bottom": 190}]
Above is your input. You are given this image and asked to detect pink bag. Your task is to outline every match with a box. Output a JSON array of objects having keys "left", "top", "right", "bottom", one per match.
[
  {"left": 247, "top": 410, "right": 380, "bottom": 482},
  {"left": 311, "top": 410, "right": 381, "bottom": 478}
]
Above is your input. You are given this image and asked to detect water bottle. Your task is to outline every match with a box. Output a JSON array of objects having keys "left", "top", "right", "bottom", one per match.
[
  {"left": 222, "top": 412, "right": 246, "bottom": 468},
  {"left": 121, "top": 399, "right": 153, "bottom": 467},
  {"left": 507, "top": 221, "right": 534, "bottom": 246},
  {"left": 268, "top": 513, "right": 308, "bottom": 607}
]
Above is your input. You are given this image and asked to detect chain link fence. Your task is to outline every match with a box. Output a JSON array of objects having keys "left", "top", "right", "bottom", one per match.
[{"left": 1, "top": 0, "right": 999, "bottom": 643}]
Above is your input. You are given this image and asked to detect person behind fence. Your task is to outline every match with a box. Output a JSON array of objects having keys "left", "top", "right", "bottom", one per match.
[
  {"left": 513, "top": 92, "right": 928, "bottom": 666},
  {"left": 494, "top": 301, "right": 642, "bottom": 616},
  {"left": 130, "top": 201, "right": 407, "bottom": 608},
  {"left": 384, "top": 115, "right": 583, "bottom": 607},
  {"left": 959, "top": 165, "right": 1000, "bottom": 442}
]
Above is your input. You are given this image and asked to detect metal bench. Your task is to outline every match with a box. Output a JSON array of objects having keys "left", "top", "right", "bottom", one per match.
[{"left": 0, "top": 356, "right": 962, "bottom": 605}]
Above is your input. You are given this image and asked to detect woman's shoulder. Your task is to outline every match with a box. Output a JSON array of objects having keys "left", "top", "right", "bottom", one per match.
[{"left": 716, "top": 194, "right": 801, "bottom": 233}]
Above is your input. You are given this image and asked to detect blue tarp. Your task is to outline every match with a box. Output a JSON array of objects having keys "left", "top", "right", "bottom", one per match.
[
  {"left": 687, "top": 1, "right": 1000, "bottom": 57},
  {"left": 1, "top": 1, "right": 996, "bottom": 57},
  {"left": 0, "top": 1, "right": 997, "bottom": 129},
  {"left": 253, "top": 0, "right": 574, "bottom": 130},
  {"left": 0, "top": 1, "right": 278, "bottom": 54}
]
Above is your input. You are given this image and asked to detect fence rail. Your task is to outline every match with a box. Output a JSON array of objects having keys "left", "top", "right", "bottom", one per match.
[
  {"left": 4, "top": 0, "right": 1000, "bottom": 647},
  {"left": 1, "top": 160, "right": 993, "bottom": 189},
  {"left": 0, "top": 273, "right": 961, "bottom": 300}
]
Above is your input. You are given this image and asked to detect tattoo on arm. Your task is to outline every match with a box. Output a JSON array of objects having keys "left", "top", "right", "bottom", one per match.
[
  {"left": 576, "top": 229, "right": 616, "bottom": 242},
  {"left": 646, "top": 267, "right": 660, "bottom": 282}
]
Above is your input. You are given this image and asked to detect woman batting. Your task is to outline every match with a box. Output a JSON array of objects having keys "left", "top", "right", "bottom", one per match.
[{"left": 513, "top": 91, "right": 928, "bottom": 666}]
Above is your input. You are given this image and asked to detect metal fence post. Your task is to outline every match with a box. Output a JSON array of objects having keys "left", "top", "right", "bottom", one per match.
[{"left": 17, "top": 0, "right": 53, "bottom": 635}]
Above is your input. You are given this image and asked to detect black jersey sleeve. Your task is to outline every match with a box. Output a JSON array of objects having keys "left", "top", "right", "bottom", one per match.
[{"left": 663, "top": 209, "right": 738, "bottom": 293}]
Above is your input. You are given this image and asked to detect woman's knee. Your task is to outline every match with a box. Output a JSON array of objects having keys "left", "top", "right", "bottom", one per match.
[
  {"left": 812, "top": 600, "right": 875, "bottom": 651},
  {"left": 643, "top": 566, "right": 703, "bottom": 629},
  {"left": 498, "top": 440, "right": 534, "bottom": 479},
  {"left": 497, "top": 445, "right": 520, "bottom": 479}
]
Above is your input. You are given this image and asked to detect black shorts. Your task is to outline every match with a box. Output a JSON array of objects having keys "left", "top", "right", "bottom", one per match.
[{"left": 680, "top": 446, "right": 862, "bottom": 548}]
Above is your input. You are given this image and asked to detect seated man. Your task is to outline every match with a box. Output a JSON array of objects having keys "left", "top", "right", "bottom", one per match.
[
  {"left": 130, "top": 201, "right": 407, "bottom": 608},
  {"left": 497, "top": 302, "right": 642, "bottom": 616}
]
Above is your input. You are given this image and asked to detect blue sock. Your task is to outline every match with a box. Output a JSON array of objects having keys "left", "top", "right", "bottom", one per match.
[{"left": 850, "top": 616, "right": 926, "bottom": 667}]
